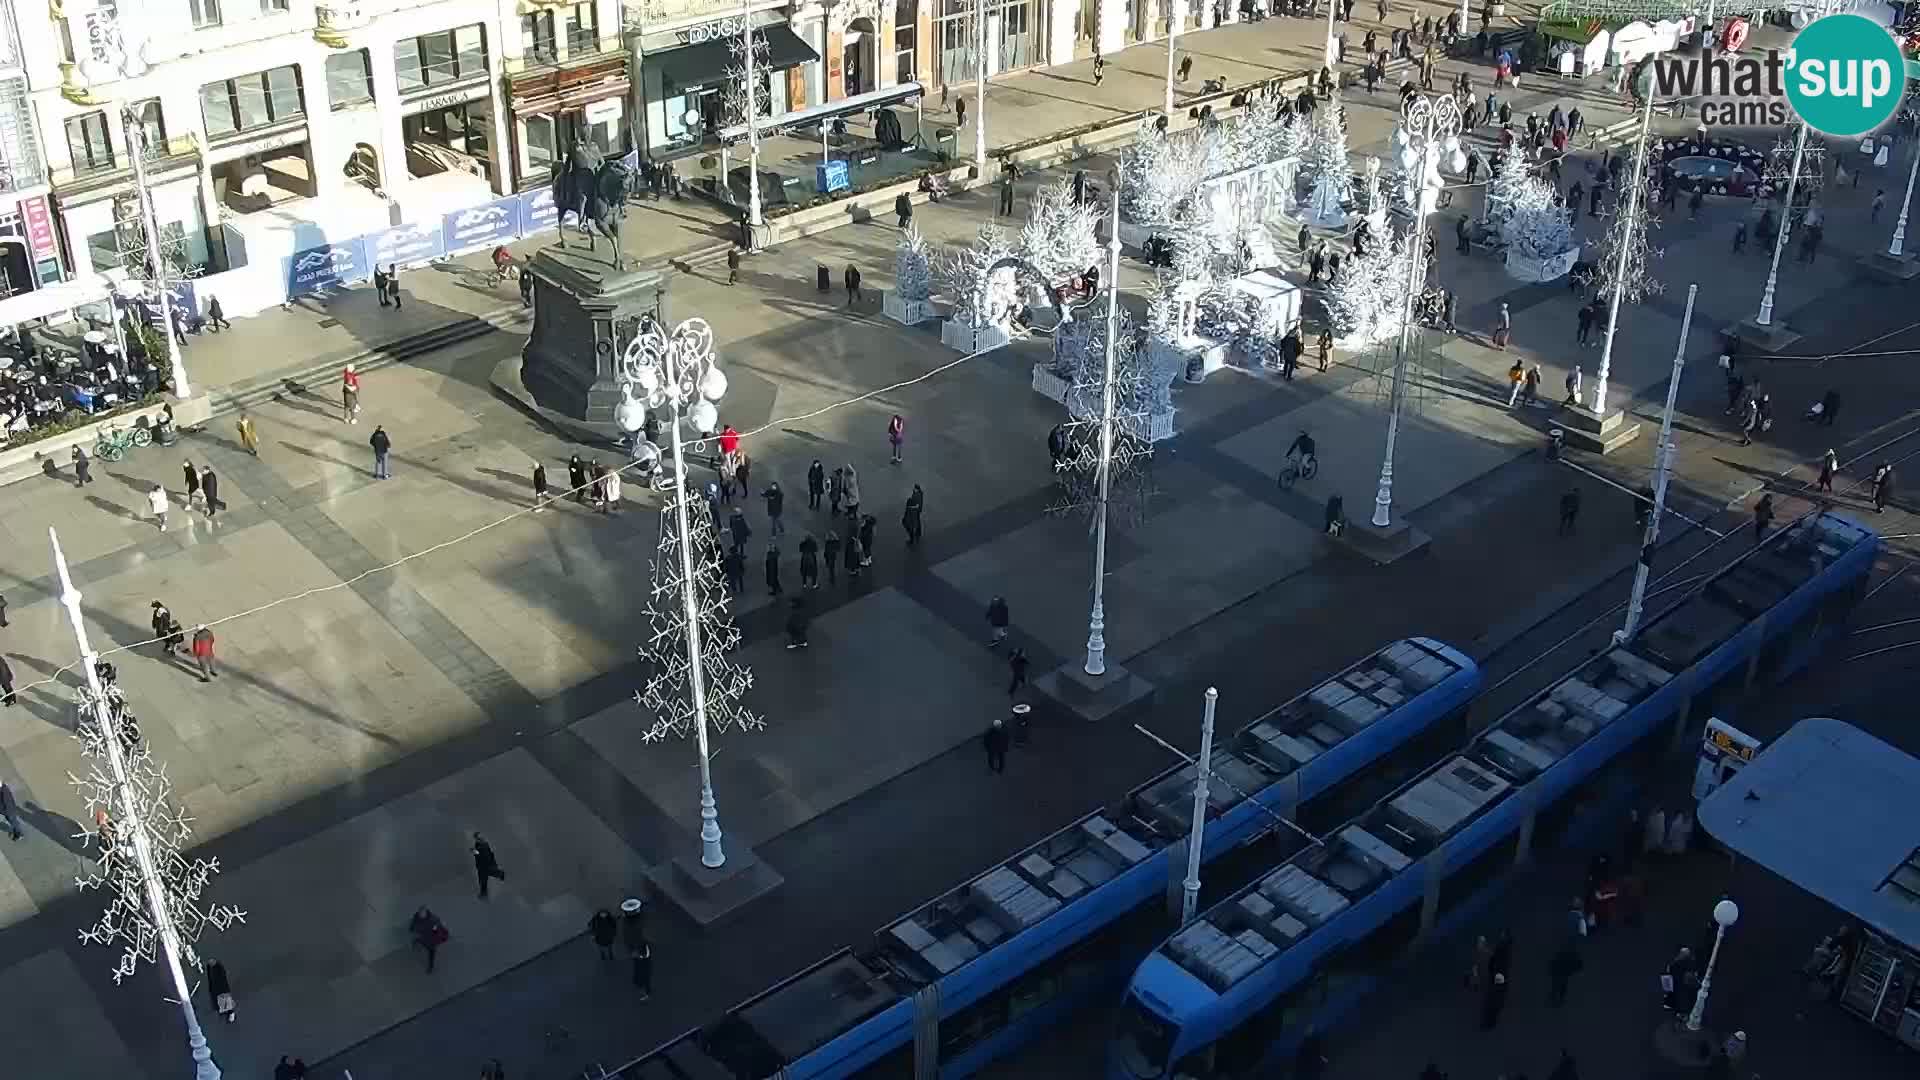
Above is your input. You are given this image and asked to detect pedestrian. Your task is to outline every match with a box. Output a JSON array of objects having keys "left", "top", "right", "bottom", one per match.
[
  {"left": 1316, "top": 328, "right": 1332, "bottom": 371},
  {"left": 806, "top": 459, "right": 825, "bottom": 509},
  {"left": 206, "top": 959, "right": 236, "bottom": 1023},
  {"left": 1298, "top": 223, "right": 1311, "bottom": 253},
  {"left": 178, "top": 459, "right": 201, "bottom": 509},
  {"left": 824, "top": 530, "right": 842, "bottom": 584},
  {"left": 1092, "top": 50, "right": 1105, "bottom": 86},
  {"left": 375, "top": 265, "right": 390, "bottom": 306},
  {"left": 0, "top": 657, "right": 12, "bottom": 711},
  {"left": 567, "top": 455, "right": 588, "bottom": 504},
  {"left": 1007, "top": 647, "right": 1030, "bottom": 696},
  {"left": 531, "top": 461, "right": 550, "bottom": 512},
  {"left": 1522, "top": 363, "right": 1541, "bottom": 406},
  {"left": 783, "top": 593, "right": 814, "bottom": 650},
  {"left": 1663, "top": 947, "right": 1697, "bottom": 1011},
  {"left": 799, "top": 533, "right": 820, "bottom": 589},
  {"left": 236, "top": 412, "right": 259, "bottom": 456},
  {"left": 1178, "top": 54, "right": 1193, "bottom": 82},
  {"left": 1506, "top": 359, "right": 1525, "bottom": 406},
  {"left": 726, "top": 246, "right": 742, "bottom": 286},
  {"left": 0, "top": 592, "right": 7, "bottom": 627},
  {"left": 1547, "top": 1049, "right": 1579, "bottom": 1080},
  {"left": 1551, "top": 488, "right": 1582, "bottom": 534},
  {"left": 765, "top": 545, "right": 783, "bottom": 596},
  {"left": 601, "top": 465, "right": 622, "bottom": 514},
  {"left": 199, "top": 466, "right": 219, "bottom": 522},
  {"left": 370, "top": 424, "right": 392, "bottom": 479},
  {"left": 472, "top": 832, "right": 505, "bottom": 899},
  {"left": 1455, "top": 214, "right": 1471, "bottom": 255},
  {"left": 1493, "top": 302, "right": 1512, "bottom": 349},
  {"left": 887, "top": 413, "right": 905, "bottom": 464},
  {"left": 589, "top": 908, "right": 618, "bottom": 962},
  {"left": 842, "top": 463, "right": 861, "bottom": 520},
  {"left": 1547, "top": 940, "right": 1581, "bottom": 1005},
  {"left": 762, "top": 480, "right": 785, "bottom": 536},
  {"left": 983, "top": 717, "right": 1011, "bottom": 773},
  {"left": 1307, "top": 244, "right": 1326, "bottom": 282},
  {"left": 385, "top": 264, "right": 403, "bottom": 308},
  {"left": 521, "top": 261, "right": 536, "bottom": 306},
  {"left": 1819, "top": 389, "right": 1840, "bottom": 427},
  {"left": 631, "top": 938, "right": 653, "bottom": 998},
  {"left": 955, "top": 95, "right": 967, "bottom": 128},
  {"left": 727, "top": 506, "right": 752, "bottom": 552},
  {"left": 1738, "top": 397, "right": 1758, "bottom": 446},
  {"left": 0, "top": 778, "right": 21, "bottom": 838},
  {"left": 190, "top": 624, "right": 217, "bottom": 681},
  {"left": 722, "top": 546, "right": 745, "bottom": 595},
  {"left": 1873, "top": 188, "right": 1887, "bottom": 221},
  {"left": 734, "top": 451, "right": 752, "bottom": 498},
  {"left": 827, "top": 465, "right": 844, "bottom": 515},
  {"left": 1564, "top": 365, "right": 1582, "bottom": 406},
  {"left": 999, "top": 163, "right": 1018, "bottom": 216},
  {"left": 1479, "top": 970, "right": 1508, "bottom": 1029},
  {"left": 410, "top": 906, "right": 447, "bottom": 972},
  {"left": 1575, "top": 302, "right": 1594, "bottom": 345},
  {"left": 893, "top": 190, "right": 912, "bottom": 230},
  {"left": 903, "top": 484, "right": 924, "bottom": 546},
  {"left": 1818, "top": 449, "right": 1837, "bottom": 493},
  {"left": 845, "top": 263, "right": 863, "bottom": 306},
  {"left": 72, "top": 446, "right": 92, "bottom": 487},
  {"left": 1873, "top": 462, "right": 1894, "bottom": 512},
  {"left": 148, "top": 484, "right": 170, "bottom": 531},
  {"left": 843, "top": 531, "right": 863, "bottom": 580},
  {"left": 1731, "top": 221, "right": 1747, "bottom": 253},
  {"left": 986, "top": 595, "right": 1010, "bottom": 645},
  {"left": 858, "top": 514, "right": 876, "bottom": 567},
  {"left": 342, "top": 364, "right": 361, "bottom": 423}
]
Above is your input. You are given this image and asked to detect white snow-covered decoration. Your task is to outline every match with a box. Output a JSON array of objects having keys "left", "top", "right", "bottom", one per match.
[
  {"left": 1591, "top": 169, "right": 1665, "bottom": 304},
  {"left": 1500, "top": 171, "right": 1578, "bottom": 282},
  {"left": 637, "top": 492, "right": 764, "bottom": 744},
  {"left": 936, "top": 223, "right": 1019, "bottom": 329},
  {"left": 1120, "top": 121, "right": 1208, "bottom": 226},
  {"left": 1481, "top": 149, "right": 1535, "bottom": 234},
  {"left": 885, "top": 223, "right": 936, "bottom": 324},
  {"left": 1326, "top": 230, "right": 1412, "bottom": 346},
  {"left": 1020, "top": 180, "right": 1101, "bottom": 283},
  {"left": 1361, "top": 156, "right": 1387, "bottom": 230},
  {"left": 1299, "top": 111, "right": 1352, "bottom": 228}
]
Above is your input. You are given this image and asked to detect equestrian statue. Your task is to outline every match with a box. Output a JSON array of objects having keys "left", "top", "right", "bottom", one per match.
[{"left": 553, "top": 142, "right": 631, "bottom": 270}]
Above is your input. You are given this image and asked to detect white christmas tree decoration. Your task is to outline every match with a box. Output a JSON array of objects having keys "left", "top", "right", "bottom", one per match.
[
  {"left": 1120, "top": 121, "right": 1208, "bottom": 225},
  {"left": 1021, "top": 180, "right": 1101, "bottom": 282},
  {"left": 635, "top": 497, "right": 763, "bottom": 744},
  {"left": 1766, "top": 126, "right": 1825, "bottom": 198},
  {"left": 894, "top": 223, "right": 933, "bottom": 302},
  {"left": 1592, "top": 171, "right": 1665, "bottom": 305},
  {"left": 936, "top": 223, "right": 1019, "bottom": 328},
  {"left": 1481, "top": 149, "right": 1535, "bottom": 232},
  {"left": 1325, "top": 230, "right": 1411, "bottom": 345},
  {"left": 1050, "top": 307, "right": 1158, "bottom": 521},
  {"left": 1299, "top": 111, "right": 1352, "bottom": 227}
]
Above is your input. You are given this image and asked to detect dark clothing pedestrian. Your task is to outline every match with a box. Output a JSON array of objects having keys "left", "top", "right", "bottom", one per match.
[
  {"left": 858, "top": 515, "right": 876, "bottom": 567},
  {"left": 824, "top": 533, "right": 842, "bottom": 584},
  {"left": 987, "top": 596, "right": 1010, "bottom": 644},
  {"left": 1819, "top": 390, "right": 1840, "bottom": 427},
  {"left": 806, "top": 460, "right": 825, "bottom": 508},
  {"left": 785, "top": 598, "right": 810, "bottom": 648},
  {"left": 568, "top": 456, "right": 588, "bottom": 503},
  {"left": 903, "top": 485, "right": 924, "bottom": 546},
  {"left": 532, "top": 463, "right": 550, "bottom": 510},
  {"left": 183, "top": 462, "right": 200, "bottom": 505},
  {"left": 723, "top": 548, "right": 746, "bottom": 595},
  {"left": 984, "top": 719, "right": 1011, "bottom": 773},
  {"left": 763, "top": 482, "right": 785, "bottom": 536},
  {"left": 726, "top": 248, "right": 741, "bottom": 286},
  {"left": 206, "top": 296, "right": 230, "bottom": 331},
  {"left": 589, "top": 909, "right": 618, "bottom": 961},
  {"left": 472, "top": 834, "right": 504, "bottom": 898},
  {"left": 734, "top": 455, "right": 751, "bottom": 496},
  {"left": 1479, "top": 972, "right": 1509, "bottom": 1029},
  {"left": 1559, "top": 488, "right": 1582, "bottom": 535},
  {"left": 632, "top": 941, "right": 653, "bottom": 997},
  {"left": 410, "top": 907, "right": 446, "bottom": 972},
  {"left": 799, "top": 536, "right": 820, "bottom": 589},
  {"left": 845, "top": 265, "right": 863, "bottom": 305},
  {"left": 370, "top": 426, "right": 392, "bottom": 479},
  {"left": 0, "top": 659, "right": 12, "bottom": 710},
  {"left": 521, "top": 266, "right": 536, "bottom": 305},
  {"left": 206, "top": 960, "right": 234, "bottom": 1022},
  {"left": 765, "top": 547, "right": 782, "bottom": 596},
  {"left": 1873, "top": 465, "right": 1894, "bottom": 512},
  {"left": 728, "top": 508, "right": 752, "bottom": 552},
  {"left": 0, "top": 780, "right": 22, "bottom": 839},
  {"left": 72, "top": 448, "right": 92, "bottom": 486},
  {"left": 1548, "top": 940, "right": 1581, "bottom": 1005},
  {"left": 1007, "top": 648, "right": 1030, "bottom": 696},
  {"left": 1818, "top": 452, "right": 1837, "bottom": 493},
  {"left": 200, "top": 467, "right": 219, "bottom": 519},
  {"left": 999, "top": 166, "right": 1018, "bottom": 216},
  {"left": 894, "top": 192, "right": 912, "bottom": 229},
  {"left": 844, "top": 533, "right": 863, "bottom": 578}
]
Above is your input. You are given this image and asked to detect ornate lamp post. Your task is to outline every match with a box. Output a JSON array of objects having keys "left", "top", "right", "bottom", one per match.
[
  {"left": 1887, "top": 134, "right": 1919, "bottom": 259},
  {"left": 975, "top": 0, "right": 989, "bottom": 167},
  {"left": 1687, "top": 899, "right": 1741, "bottom": 1032},
  {"left": 1754, "top": 122, "right": 1809, "bottom": 329},
  {"left": 1164, "top": 0, "right": 1182, "bottom": 122},
  {"left": 1085, "top": 186, "right": 1123, "bottom": 675},
  {"left": 1372, "top": 93, "right": 1465, "bottom": 530},
  {"left": 1619, "top": 285, "right": 1696, "bottom": 644},
  {"left": 617, "top": 318, "right": 752, "bottom": 869},
  {"left": 740, "top": 0, "right": 763, "bottom": 235},
  {"left": 1589, "top": 86, "right": 1655, "bottom": 417}
]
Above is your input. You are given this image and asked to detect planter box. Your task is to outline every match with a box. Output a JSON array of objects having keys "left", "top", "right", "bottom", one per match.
[
  {"left": 1120, "top": 408, "right": 1179, "bottom": 443},
  {"left": 942, "top": 319, "right": 1012, "bottom": 354},
  {"left": 884, "top": 290, "right": 936, "bottom": 325},
  {"left": 1505, "top": 244, "right": 1582, "bottom": 283},
  {"left": 1153, "top": 336, "right": 1228, "bottom": 383},
  {"left": 1032, "top": 364, "right": 1072, "bottom": 404}
]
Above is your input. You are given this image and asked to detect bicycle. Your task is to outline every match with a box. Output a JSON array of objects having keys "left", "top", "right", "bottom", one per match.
[
  {"left": 488, "top": 261, "right": 520, "bottom": 288},
  {"left": 1278, "top": 453, "right": 1319, "bottom": 489},
  {"left": 93, "top": 421, "right": 151, "bottom": 463}
]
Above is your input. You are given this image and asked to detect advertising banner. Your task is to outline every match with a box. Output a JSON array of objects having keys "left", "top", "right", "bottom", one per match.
[
  {"left": 442, "top": 197, "right": 521, "bottom": 254},
  {"left": 19, "top": 196, "right": 56, "bottom": 261},
  {"left": 285, "top": 237, "right": 370, "bottom": 297},
  {"left": 518, "top": 187, "right": 559, "bottom": 235},
  {"left": 366, "top": 221, "right": 447, "bottom": 268}
]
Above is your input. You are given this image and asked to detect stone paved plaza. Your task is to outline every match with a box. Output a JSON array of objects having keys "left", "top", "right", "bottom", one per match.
[{"left": 0, "top": 5, "right": 1915, "bottom": 1078}]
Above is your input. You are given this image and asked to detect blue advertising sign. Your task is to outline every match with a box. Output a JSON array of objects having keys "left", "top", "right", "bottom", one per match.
[
  {"left": 366, "top": 221, "right": 446, "bottom": 268},
  {"left": 518, "top": 187, "right": 559, "bottom": 235},
  {"left": 285, "top": 238, "right": 370, "bottom": 297},
  {"left": 442, "top": 197, "right": 521, "bottom": 254},
  {"left": 816, "top": 159, "right": 850, "bottom": 194}
]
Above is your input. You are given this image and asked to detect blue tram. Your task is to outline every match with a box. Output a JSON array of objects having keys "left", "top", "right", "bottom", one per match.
[
  {"left": 614, "top": 639, "right": 1481, "bottom": 1080},
  {"left": 1111, "top": 512, "right": 1880, "bottom": 1080}
]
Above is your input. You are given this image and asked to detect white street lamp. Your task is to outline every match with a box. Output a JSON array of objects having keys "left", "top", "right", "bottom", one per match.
[
  {"left": 1754, "top": 121, "right": 1810, "bottom": 329},
  {"left": 1084, "top": 184, "right": 1123, "bottom": 676},
  {"left": 975, "top": 0, "right": 989, "bottom": 168},
  {"left": 1179, "top": 687, "right": 1218, "bottom": 926},
  {"left": 55, "top": 529, "right": 237, "bottom": 1080},
  {"left": 619, "top": 317, "right": 746, "bottom": 869},
  {"left": 1372, "top": 93, "right": 1465, "bottom": 530},
  {"left": 741, "top": 0, "right": 763, "bottom": 235},
  {"left": 1165, "top": 0, "right": 1182, "bottom": 122},
  {"left": 1618, "top": 284, "right": 1696, "bottom": 644},
  {"left": 1686, "top": 899, "right": 1740, "bottom": 1032},
  {"left": 1324, "top": 0, "right": 1340, "bottom": 71},
  {"left": 1589, "top": 86, "right": 1654, "bottom": 418},
  {"left": 120, "top": 117, "right": 190, "bottom": 399},
  {"left": 1888, "top": 134, "right": 1919, "bottom": 258}
]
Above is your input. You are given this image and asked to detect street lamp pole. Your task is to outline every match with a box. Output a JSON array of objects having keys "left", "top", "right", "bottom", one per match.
[
  {"left": 1619, "top": 284, "right": 1696, "bottom": 645},
  {"left": 1687, "top": 899, "right": 1741, "bottom": 1032},
  {"left": 742, "top": 0, "right": 762, "bottom": 234},
  {"left": 975, "top": 0, "right": 989, "bottom": 167},
  {"left": 1756, "top": 120, "right": 1810, "bottom": 327},
  {"left": 1165, "top": 0, "right": 1181, "bottom": 122},
  {"left": 122, "top": 107, "right": 191, "bottom": 399},
  {"left": 53, "top": 530, "right": 221, "bottom": 1080},
  {"left": 1180, "top": 687, "right": 1219, "bottom": 926},
  {"left": 1589, "top": 86, "right": 1654, "bottom": 417},
  {"left": 1372, "top": 94, "right": 1464, "bottom": 530},
  {"left": 1084, "top": 185, "right": 1122, "bottom": 677},
  {"left": 1888, "top": 134, "right": 1919, "bottom": 258}
]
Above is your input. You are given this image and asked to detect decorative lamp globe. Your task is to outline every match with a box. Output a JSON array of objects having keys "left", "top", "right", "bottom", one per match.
[
  {"left": 688, "top": 398, "right": 720, "bottom": 434},
  {"left": 1449, "top": 148, "right": 1469, "bottom": 173},
  {"left": 699, "top": 365, "right": 728, "bottom": 402},
  {"left": 1713, "top": 899, "right": 1740, "bottom": 927},
  {"left": 615, "top": 395, "right": 647, "bottom": 434}
]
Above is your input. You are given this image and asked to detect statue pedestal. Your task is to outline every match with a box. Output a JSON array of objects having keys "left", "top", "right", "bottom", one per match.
[{"left": 520, "top": 247, "right": 671, "bottom": 422}]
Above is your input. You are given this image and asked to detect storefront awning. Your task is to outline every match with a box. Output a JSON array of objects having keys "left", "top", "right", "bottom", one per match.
[
  {"left": 648, "top": 25, "right": 819, "bottom": 92},
  {"left": 0, "top": 275, "right": 110, "bottom": 328},
  {"left": 719, "top": 81, "right": 925, "bottom": 142}
]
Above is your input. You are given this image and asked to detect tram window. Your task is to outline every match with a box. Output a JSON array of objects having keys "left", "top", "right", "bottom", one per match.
[{"left": 939, "top": 992, "right": 1009, "bottom": 1057}]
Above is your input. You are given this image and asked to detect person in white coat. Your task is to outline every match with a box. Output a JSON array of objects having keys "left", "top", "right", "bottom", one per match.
[{"left": 146, "top": 485, "right": 169, "bottom": 531}]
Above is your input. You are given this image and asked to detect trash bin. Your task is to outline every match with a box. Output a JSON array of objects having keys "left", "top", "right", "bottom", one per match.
[
  {"left": 934, "top": 127, "right": 956, "bottom": 161},
  {"left": 1011, "top": 702, "right": 1032, "bottom": 747},
  {"left": 816, "top": 265, "right": 831, "bottom": 293},
  {"left": 1547, "top": 427, "right": 1565, "bottom": 460}
]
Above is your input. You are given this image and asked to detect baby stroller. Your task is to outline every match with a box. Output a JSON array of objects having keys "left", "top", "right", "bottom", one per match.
[{"left": 628, "top": 438, "right": 672, "bottom": 491}]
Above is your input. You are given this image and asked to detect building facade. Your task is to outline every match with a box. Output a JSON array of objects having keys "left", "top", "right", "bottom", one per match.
[{"left": 0, "top": 0, "right": 53, "bottom": 296}]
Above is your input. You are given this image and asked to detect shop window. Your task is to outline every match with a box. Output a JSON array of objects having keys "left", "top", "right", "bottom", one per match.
[
  {"left": 326, "top": 50, "right": 374, "bottom": 110},
  {"left": 396, "top": 25, "right": 489, "bottom": 93},
  {"left": 189, "top": 0, "right": 221, "bottom": 29},
  {"left": 566, "top": 3, "right": 598, "bottom": 55},
  {"left": 523, "top": 113, "right": 556, "bottom": 176},
  {"left": 64, "top": 111, "right": 112, "bottom": 174},
  {"left": 522, "top": 13, "right": 557, "bottom": 64},
  {"left": 129, "top": 99, "right": 165, "bottom": 158},
  {"left": 201, "top": 65, "right": 306, "bottom": 139},
  {"left": 260, "top": 0, "right": 289, "bottom": 11},
  {"left": 895, "top": 0, "right": 916, "bottom": 84}
]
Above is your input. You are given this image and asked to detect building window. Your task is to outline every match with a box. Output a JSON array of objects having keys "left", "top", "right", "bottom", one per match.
[
  {"left": 129, "top": 98, "right": 166, "bottom": 157},
  {"left": 190, "top": 0, "right": 222, "bottom": 29},
  {"left": 523, "top": 114, "right": 555, "bottom": 176},
  {"left": 895, "top": 0, "right": 916, "bottom": 84},
  {"left": 565, "top": 3, "right": 598, "bottom": 55},
  {"left": 325, "top": 49, "right": 374, "bottom": 110},
  {"left": 260, "top": 0, "right": 289, "bottom": 11},
  {"left": 395, "top": 24, "right": 489, "bottom": 93},
  {"left": 521, "top": 12, "right": 556, "bottom": 64},
  {"left": 64, "top": 111, "right": 113, "bottom": 173},
  {"left": 200, "top": 65, "right": 306, "bottom": 139}
]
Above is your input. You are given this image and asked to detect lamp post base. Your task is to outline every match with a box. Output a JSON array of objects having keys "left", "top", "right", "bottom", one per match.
[
  {"left": 1033, "top": 659, "right": 1155, "bottom": 722},
  {"left": 1650, "top": 1015, "right": 1727, "bottom": 1068},
  {"left": 1329, "top": 516, "right": 1431, "bottom": 565},
  {"left": 645, "top": 843, "right": 784, "bottom": 927},
  {"left": 1558, "top": 404, "right": 1644, "bottom": 456},
  {"left": 1723, "top": 318, "right": 1803, "bottom": 356},
  {"left": 1859, "top": 250, "right": 1920, "bottom": 282}
]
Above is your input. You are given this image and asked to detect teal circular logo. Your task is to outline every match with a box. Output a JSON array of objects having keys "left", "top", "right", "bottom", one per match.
[{"left": 1784, "top": 14, "right": 1906, "bottom": 137}]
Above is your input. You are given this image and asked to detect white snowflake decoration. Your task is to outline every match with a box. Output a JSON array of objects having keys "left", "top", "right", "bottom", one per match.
[
  {"left": 1592, "top": 160, "right": 1664, "bottom": 305},
  {"left": 1050, "top": 306, "right": 1157, "bottom": 524},
  {"left": 1500, "top": 174, "right": 1575, "bottom": 260},
  {"left": 634, "top": 495, "right": 764, "bottom": 743},
  {"left": 894, "top": 223, "right": 933, "bottom": 303},
  {"left": 1020, "top": 180, "right": 1101, "bottom": 282}
]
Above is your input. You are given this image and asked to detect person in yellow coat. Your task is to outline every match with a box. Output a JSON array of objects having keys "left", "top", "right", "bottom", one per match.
[{"left": 235, "top": 412, "right": 259, "bottom": 456}]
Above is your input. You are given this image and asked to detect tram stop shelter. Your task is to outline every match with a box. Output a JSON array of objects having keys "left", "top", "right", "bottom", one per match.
[{"left": 1698, "top": 717, "right": 1920, "bottom": 1050}]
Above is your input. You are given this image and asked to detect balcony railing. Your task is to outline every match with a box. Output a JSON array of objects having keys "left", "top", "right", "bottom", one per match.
[{"left": 504, "top": 41, "right": 623, "bottom": 76}]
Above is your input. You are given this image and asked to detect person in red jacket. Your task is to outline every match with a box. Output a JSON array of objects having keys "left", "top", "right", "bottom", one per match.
[
  {"left": 190, "top": 625, "right": 217, "bottom": 682},
  {"left": 717, "top": 423, "right": 741, "bottom": 474}
]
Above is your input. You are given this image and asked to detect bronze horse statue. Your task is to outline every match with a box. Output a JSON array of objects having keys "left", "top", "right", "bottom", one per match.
[{"left": 553, "top": 143, "right": 631, "bottom": 270}]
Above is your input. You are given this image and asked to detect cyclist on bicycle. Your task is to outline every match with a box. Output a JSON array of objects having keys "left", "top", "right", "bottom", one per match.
[
  {"left": 491, "top": 246, "right": 514, "bottom": 279},
  {"left": 1286, "top": 429, "right": 1317, "bottom": 473}
]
